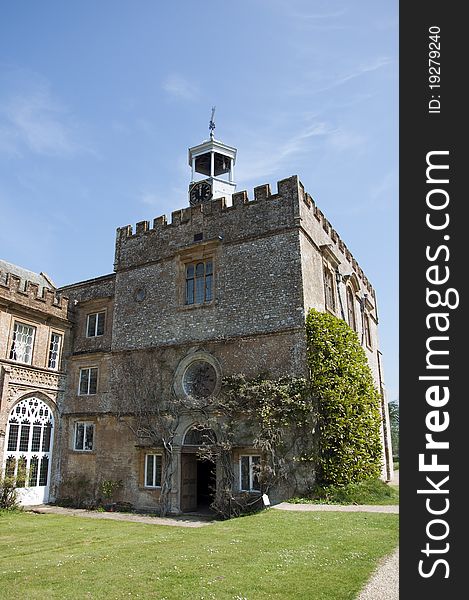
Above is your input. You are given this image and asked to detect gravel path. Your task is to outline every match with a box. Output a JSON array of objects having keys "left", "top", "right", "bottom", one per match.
[
  {"left": 273, "top": 478, "right": 399, "bottom": 600},
  {"left": 356, "top": 548, "right": 399, "bottom": 600}
]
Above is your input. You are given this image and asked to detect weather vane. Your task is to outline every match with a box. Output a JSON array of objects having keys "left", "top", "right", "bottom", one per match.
[{"left": 209, "top": 106, "right": 216, "bottom": 139}]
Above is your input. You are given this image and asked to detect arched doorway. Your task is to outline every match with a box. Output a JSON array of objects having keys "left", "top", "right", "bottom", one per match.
[
  {"left": 3, "top": 397, "right": 55, "bottom": 505},
  {"left": 180, "top": 426, "right": 216, "bottom": 513}
]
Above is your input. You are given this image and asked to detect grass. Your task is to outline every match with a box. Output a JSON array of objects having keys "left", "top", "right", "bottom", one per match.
[
  {"left": 0, "top": 509, "right": 398, "bottom": 600},
  {"left": 288, "top": 478, "right": 399, "bottom": 505}
]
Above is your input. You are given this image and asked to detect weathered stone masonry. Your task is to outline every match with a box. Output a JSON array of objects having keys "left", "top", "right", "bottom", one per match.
[{"left": 0, "top": 173, "right": 393, "bottom": 511}]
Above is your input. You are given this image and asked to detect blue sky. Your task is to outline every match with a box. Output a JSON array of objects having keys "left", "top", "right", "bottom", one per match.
[{"left": 0, "top": 0, "right": 398, "bottom": 402}]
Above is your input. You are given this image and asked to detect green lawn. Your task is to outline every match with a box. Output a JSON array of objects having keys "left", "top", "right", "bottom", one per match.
[{"left": 0, "top": 509, "right": 398, "bottom": 600}]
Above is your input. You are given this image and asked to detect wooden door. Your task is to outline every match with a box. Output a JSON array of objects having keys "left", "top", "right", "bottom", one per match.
[{"left": 181, "top": 453, "right": 197, "bottom": 512}]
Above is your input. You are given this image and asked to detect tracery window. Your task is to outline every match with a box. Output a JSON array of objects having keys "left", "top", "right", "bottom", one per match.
[
  {"left": 9, "top": 321, "right": 36, "bottom": 364},
  {"left": 185, "top": 260, "right": 213, "bottom": 305},
  {"left": 3, "top": 397, "right": 54, "bottom": 489}
]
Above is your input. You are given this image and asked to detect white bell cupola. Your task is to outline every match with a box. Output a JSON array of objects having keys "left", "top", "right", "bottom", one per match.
[{"left": 188, "top": 108, "right": 237, "bottom": 206}]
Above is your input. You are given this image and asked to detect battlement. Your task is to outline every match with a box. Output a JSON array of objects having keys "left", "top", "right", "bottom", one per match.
[
  {"left": 115, "top": 174, "right": 374, "bottom": 295},
  {"left": 117, "top": 177, "right": 298, "bottom": 240},
  {"left": 0, "top": 270, "right": 69, "bottom": 318}
]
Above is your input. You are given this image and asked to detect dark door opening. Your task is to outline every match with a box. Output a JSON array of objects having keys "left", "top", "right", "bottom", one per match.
[
  {"left": 197, "top": 458, "right": 216, "bottom": 507},
  {"left": 181, "top": 453, "right": 216, "bottom": 513}
]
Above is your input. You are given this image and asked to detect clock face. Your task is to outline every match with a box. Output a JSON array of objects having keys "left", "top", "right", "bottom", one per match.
[
  {"left": 190, "top": 181, "right": 212, "bottom": 206},
  {"left": 182, "top": 360, "right": 217, "bottom": 399}
]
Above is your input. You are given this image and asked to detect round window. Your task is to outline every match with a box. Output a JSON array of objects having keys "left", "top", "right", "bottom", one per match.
[
  {"left": 135, "top": 288, "right": 146, "bottom": 302},
  {"left": 182, "top": 360, "right": 217, "bottom": 399}
]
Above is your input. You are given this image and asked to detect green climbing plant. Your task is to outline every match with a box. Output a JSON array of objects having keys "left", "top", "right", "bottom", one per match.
[{"left": 305, "top": 309, "right": 382, "bottom": 486}]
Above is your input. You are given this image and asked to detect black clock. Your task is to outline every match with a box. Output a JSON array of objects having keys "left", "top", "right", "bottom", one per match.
[{"left": 189, "top": 181, "right": 212, "bottom": 206}]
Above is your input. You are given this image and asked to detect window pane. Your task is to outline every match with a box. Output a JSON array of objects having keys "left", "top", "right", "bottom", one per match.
[
  {"left": 96, "top": 313, "right": 105, "bottom": 336},
  {"left": 195, "top": 276, "right": 204, "bottom": 304},
  {"left": 29, "top": 456, "right": 39, "bottom": 487},
  {"left": 241, "top": 456, "right": 250, "bottom": 491},
  {"left": 19, "top": 423, "right": 30, "bottom": 452},
  {"left": 186, "top": 264, "right": 194, "bottom": 278},
  {"left": 186, "top": 279, "right": 194, "bottom": 305},
  {"left": 75, "top": 423, "right": 84, "bottom": 450},
  {"left": 17, "top": 456, "right": 27, "bottom": 487},
  {"left": 39, "top": 456, "right": 49, "bottom": 486},
  {"left": 195, "top": 262, "right": 204, "bottom": 277},
  {"left": 7, "top": 423, "right": 19, "bottom": 452},
  {"left": 87, "top": 314, "right": 97, "bottom": 337},
  {"left": 205, "top": 274, "right": 213, "bottom": 301},
  {"left": 42, "top": 424, "right": 52, "bottom": 452},
  {"left": 154, "top": 455, "right": 162, "bottom": 487},
  {"left": 84, "top": 424, "right": 94, "bottom": 450},
  {"left": 89, "top": 368, "right": 98, "bottom": 394},
  {"left": 48, "top": 333, "right": 62, "bottom": 369},
  {"left": 205, "top": 261, "right": 213, "bottom": 276},
  {"left": 5, "top": 456, "right": 16, "bottom": 478},
  {"left": 79, "top": 369, "right": 89, "bottom": 395},
  {"left": 145, "top": 455, "right": 154, "bottom": 486},
  {"left": 10, "top": 322, "right": 35, "bottom": 364},
  {"left": 31, "top": 425, "right": 42, "bottom": 452}
]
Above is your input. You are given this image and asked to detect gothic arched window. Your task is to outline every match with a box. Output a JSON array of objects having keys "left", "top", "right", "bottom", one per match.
[
  {"left": 346, "top": 286, "right": 357, "bottom": 331},
  {"left": 185, "top": 260, "right": 213, "bottom": 305}
]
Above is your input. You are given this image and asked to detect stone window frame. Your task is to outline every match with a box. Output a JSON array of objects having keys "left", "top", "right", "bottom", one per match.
[
  {"left": 73, "top": 421, "right": 95, "bottom": 452},
  {"left": 323, "top": 266, "right": 336, "bottom": 312},
  {"left": 47, "top": 330, "right": 63, "bottom": 371},
  {"left": 185, "top": 259, "right": 213, "bottom": 305},
  {"left": 78, "top": 366, "right": 99, "bottom": 395},
  {"left": 346, "top": 284, "right": 359, "bottom": 332},
  {"left": 177, "top": 239, "right": 220, "bottom": 310},
  {"left": 239, "top": 454, "right": 262, "bottom": 493},
  {"left": 173, "top": 351, "right": 222, "bottom": 403},
  {"left": 320, "top": 245, "right": 341, "bottom": 316},
  {"left": 144, "top": 453, "right": 163, "bottom": 488},
  {"left": 86, "top": 310, "right": 106, "bottom": 338},
  {"left": 364, "top": 312, "right": 373, "bottom": 350},
  {"left": 9, "top": 319, "right": 37, "bottom": 365}
]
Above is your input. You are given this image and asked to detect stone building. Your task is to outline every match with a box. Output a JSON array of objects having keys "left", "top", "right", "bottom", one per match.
[
  {"left": 0, "top": 133, "right": 393, "bottom": 512},
  {"left": 0, "top": 260, "right": 69, "bottom": 505}
]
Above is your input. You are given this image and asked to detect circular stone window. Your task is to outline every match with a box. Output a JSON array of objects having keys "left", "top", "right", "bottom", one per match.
[
  {"left": 174, "top": 352, "right": 222, "bottom": 402},
  {"left": 183, "top": 360, "right": 217, "bottom": 399}
]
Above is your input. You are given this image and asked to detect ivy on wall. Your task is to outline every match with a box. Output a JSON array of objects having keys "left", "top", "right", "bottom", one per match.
[{"left": 305, "top": 308, "right": 382, "bottom": 486}]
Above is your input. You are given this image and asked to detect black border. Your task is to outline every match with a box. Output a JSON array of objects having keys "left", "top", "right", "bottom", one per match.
[{"left": 400, "top": 2, "right": 465, "bottom": 595}]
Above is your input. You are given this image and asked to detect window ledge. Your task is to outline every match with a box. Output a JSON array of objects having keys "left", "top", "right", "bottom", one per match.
[{"left": 178, "top": 300, "right": 215, "bottom": 312}]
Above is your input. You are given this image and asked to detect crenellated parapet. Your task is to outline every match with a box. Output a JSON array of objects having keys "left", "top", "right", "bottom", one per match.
[
  {"left": 114, "top": 174, "right": 374, "bottom": 296},
  {"left": 298, "top": 184, "right": 374, "bottom": 296},
  {"left": 0, "top": 271, "right": 69, "bottom": 319}
]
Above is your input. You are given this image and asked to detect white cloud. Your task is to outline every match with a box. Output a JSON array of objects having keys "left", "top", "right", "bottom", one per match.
[
  {"left": 287, "top": 57, "right": 393, "bottom": 98},
  {"left": 162, "top": 74, "right": 199, "bottom": 101},
  {"left": 236, "top": 120, "right": 333, "bottom": 183},
  {"left": 0, "top": 84, "right": 90, "bottom": 157}
]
